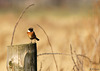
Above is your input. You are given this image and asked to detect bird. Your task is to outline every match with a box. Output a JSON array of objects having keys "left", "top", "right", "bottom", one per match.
[{"left": 27, "top": 28, "right": 39, "bottom": 43}]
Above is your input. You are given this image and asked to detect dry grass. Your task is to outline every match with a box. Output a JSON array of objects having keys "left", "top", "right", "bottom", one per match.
[{"left": 0, "top": 2, "right": 100, "bottom": 71}]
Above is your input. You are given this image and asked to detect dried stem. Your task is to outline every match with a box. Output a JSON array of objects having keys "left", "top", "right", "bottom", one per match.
[
  {"left": 72, "top": 65, "right": 75, "bottom": 71},
  {"left": 70, "top": 44, "right": 79, "bottom": 71},
  {"left": 90, "top": 34, "right": 100, "bottom": 68},
  {"left": 37, "top": 53, "right": 70, "bottom": 57},
  {"left": 37, "top": 52, "right": 100, "bottom": 65},
  {"left": 37, "top": 24, "right": 58, "bottom": 71},
  {"left": 78, "top": 54, "right": 100, "bottom": 65},
  {"left": 39, "top": 62, "right": 42, "bottom": 71},
  {"left": 11, "top": 4, "right": 34, "bottom": 45},
  {"left": 74, "top": 51, "right": 83, "bottom": 71}
]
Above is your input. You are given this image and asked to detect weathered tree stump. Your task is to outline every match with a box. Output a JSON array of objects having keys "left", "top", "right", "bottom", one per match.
[{"left": 7, "top": 43, "right": 37, "bottom": 71}]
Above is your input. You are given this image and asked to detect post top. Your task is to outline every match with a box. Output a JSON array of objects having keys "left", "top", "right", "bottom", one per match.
[{"left": 7, "top": 43, "right": 37, "bottom": 48}]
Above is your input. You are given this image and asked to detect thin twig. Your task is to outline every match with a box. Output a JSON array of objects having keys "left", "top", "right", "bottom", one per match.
[
  {"left": 70, "top": 44, "right": 79, "bottom": 71},
  {"left": 37, "top": 24, "right": 58, "bottom": 71},
  {"left": 78, "top": 54, "right": 100, "bottom": 65},
  {"left": 37, "top": 52, "right": 100, "bottom": 65},
  {"left": 11, "top": 4, "right": 34, "bottom": 45},
  {"left": 72, "top": 65, "right": 76, "bottom": 71},
  {"left": 89, "top": 0, "right": 100, "bottom": 68},
  {"left": 81, "top": 60, "right": 83, "bottom": 71},
  {"left": 90, "top": 35, "right": 100, "bottom": 68},
  {"left": 74, "top": 51, "right": 83, "bottom": 71},
  {"left": 91, "top": 36, "right": 98, "bottom": 61},
  {"left": 37, "top": 53, "right": 70, "bottom": 57},
  {"left": 39, "top": 62, "right": 42, "bottom": 71},
  {"left": 46, "top": 67, "right": 50, "bottom": 71}
]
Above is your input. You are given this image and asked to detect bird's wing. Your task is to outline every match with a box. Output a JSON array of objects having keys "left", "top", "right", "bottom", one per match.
[{"left": 32, "top": 32, "right": 36, "bottom": 38}]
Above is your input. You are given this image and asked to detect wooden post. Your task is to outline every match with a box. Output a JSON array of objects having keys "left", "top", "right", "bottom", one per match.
[
  {"left": 7, "top": 43, "right": 37, "bottom": 71},
  {"left": 24, "top": 43, "right": 37, "bottom": 71}
]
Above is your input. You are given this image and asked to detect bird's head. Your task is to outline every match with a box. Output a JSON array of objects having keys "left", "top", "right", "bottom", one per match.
[{"left": 28, "top": 28, "right": 33, "bottom": 32}]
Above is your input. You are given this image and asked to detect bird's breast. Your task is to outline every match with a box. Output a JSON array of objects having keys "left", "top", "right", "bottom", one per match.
[{"left": 27, "top": 32, "right": 35, "bottom": 39}]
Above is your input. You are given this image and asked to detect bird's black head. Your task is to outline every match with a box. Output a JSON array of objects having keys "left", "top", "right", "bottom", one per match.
[{"left": 28, "top": 28, "right": 33, "bottom": 32}]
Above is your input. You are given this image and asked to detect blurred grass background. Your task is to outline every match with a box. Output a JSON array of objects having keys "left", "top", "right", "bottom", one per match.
[{"left": 0, "top": 0, "right": 100, "bottom": 71}]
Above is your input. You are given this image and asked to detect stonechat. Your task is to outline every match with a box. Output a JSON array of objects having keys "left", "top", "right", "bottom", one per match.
[{"left": 27, "top": 28, "right": 39, "bottom": 43}]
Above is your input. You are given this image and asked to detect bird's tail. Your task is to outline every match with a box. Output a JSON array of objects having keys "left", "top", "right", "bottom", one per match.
[{"left": 36, "top": 37, "right": 39, "bottom": 41}]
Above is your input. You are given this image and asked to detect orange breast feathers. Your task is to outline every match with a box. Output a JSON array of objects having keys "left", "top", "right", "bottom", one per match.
[{"left": 27, "top": 32, "right": 36, "bottom": 39}]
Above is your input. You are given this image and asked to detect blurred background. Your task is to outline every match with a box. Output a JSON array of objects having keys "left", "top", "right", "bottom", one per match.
[{"left": 0, "top": 0, "right": 100, "bottom": 71}]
